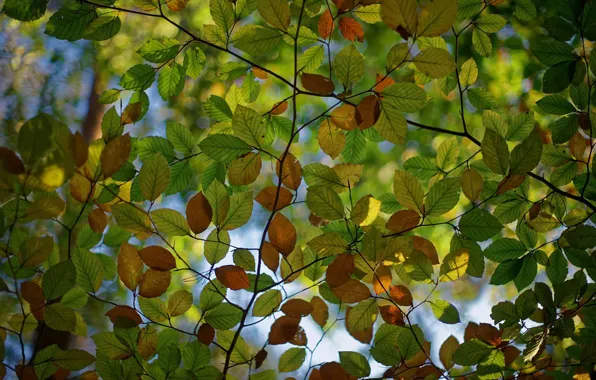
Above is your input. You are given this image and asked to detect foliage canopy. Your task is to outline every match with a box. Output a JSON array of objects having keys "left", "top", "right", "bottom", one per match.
[{"left": 1, "top": 0, "right": 596, "bottom": 378}]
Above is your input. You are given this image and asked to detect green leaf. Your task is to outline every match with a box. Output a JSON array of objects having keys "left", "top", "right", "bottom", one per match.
[
  {"left": 516, "top": 289, "right": 538, "bottom": 319},
  {"left": 112, "top": 203, "right": 152, "bottom": 234},
  {"left": 515, "top": 0, "right": 536, "bottom": 20},
  {"left": 298, "top": 45, "right": 325, "bottom": 73},
  {"left": 43, "top": 260, "right": 76, "bottom": 300},
  {"left": 151, "top": 208, "right": 191, "bottom": 236},
  {"left": 221, "top": 192, "right": 253, "bottom": 230},
  {"left": 339, "top": 351, "right": 371, "bottom": 377},
  {"left": 381, "top": 83, "right": 427, "bottom": 113},
  {"left": 546, "top": 249, "right": 568, "bottom": 284},
  {"left": 510, "top": 134, "right": 543, "bottom": 174},
  {"left": 393, "top": 170, "right": 424, "bottom": 214},
  {"left": 139, "top": 153, "right": 171, "bottom": 201},
  {"left": 205, "top": 303, "right": 243, "bottom": 330},
  {"left": 73, "top": 248, "right": 103, "bottom": 293},
  {"left": 453, "top": 339, "right": 494, "bottom": 365},
  {"left": 303, "top": 163, "right": 344, "bottom": 191},
  {"left": 53, "top": 349, "right": 95, "bottom": 370},
  {"left": 342, "top": 128, "right": 366, "bottom": 163},
  {"left": 138, "top": 38, "right": 179, "bottom": 63},
  {"left": 429, "top": 300, "right": 460, "bottom": 324},
  {"left": 436, "top": 136, "right": 459, "bottom": 170},
  {"left": 403, "top": 156, "right": 440, "bottom": 181},
  {"left": 210, "top": 0, "right": 235, "bottom": 31},
  {"left": 45, "top": 303, "right": 76, "bottom": 332},
  {"left": 404, "top": 250, "right": 434, "bottom": 282},
  {"left": 484, "top": 238, "right": 527, "bottom": 262},
  {"left": 278, "top": 347, "right": 306, "bottom": 372},
  {"left": 83, "top": 15, "right": 121, "bottom": 41},
  {"left": 536, "top": 95, "right": 576, "bottom": 115},
  {"left": 2, "top": 0, "right": 48, "bottom": 21},
  {"left": 490, "top": 259, "right": 523, "bottom": 285},
  {"left": 33, "top": 345, "right": 60, "bottom": 379},
  {"left": 375, "top": 100, "right": 407, "bottom": 145},
  {"left": 396, "top": 326, "right": 424, "bottom": 361},
  {"left": 543, "top": 61, "right": 575, "bottom": 94},
  {"left": 347, "top": 299, "right": 378, "bottom": 332},
  {"left": 93, "top": 332, "right": 132, "bottom": 360},
  {"left": 166, "top": 122, "right": 196, "bottom": 155},
  {"left": 472, "top": 28, "right": 492, "bottom": 57},
  {"left": 306, "top": 186, "right": 344, "bottom": 220},
  {"left": 550, "top": 161, "right": 578, "bottom": 186},
  {"left": 413, "top": 47, "right": 456, "bottom": 78},
  {"left": 119, "top": 64, "right": 155, "bottom": 91},
  {"left": 564, "top": 226, "right": 596, "bottom": 249},
  {"left": 257, "top": 0, "right": 290, "bottom": 30},
  {"left": 158, "top": 63, "right": 185, "bottom": 101},
  {"left": 475, "top": 14, "right": 506, "bottom": 33},
  {"left": 334, "top": 44, "right": 364, "bottom": 89},
  {"left": 253, "top": 289, "right": 282, "bottom": 316},
  {"left": 468, "top": 87, "right": 497, "bottom": 109},
  {"left": 184, "top": 46, "right": 207, "bottom": 78},
  {"left": 234, "top": 26, "right": 283, "bottom": 56},
  {"left": 459, "top": 208, "right": 503, "bottom": 241},
  {"left": 507, "top": 112, "right": 535, "bottom": 141},
  {"left": 233, "top": 105, "right": 265, "bottom": 147},
  {"left": 241, "top": 71, "right": 260, "bottom": 102},
  {"left": 513, "top": 254, "right": 537, "bottom": 291},
  {"left": 532, "top": 39, "right": 576, "bottom": 67},
  {"left": 157, "top": 342, "right": 182, "bottom": 374},
  {"left": 45, "top": 3, "right": 96, "bottom": 41},
  {"left": 182, "top": 341, "right": 210, "bottom": 372},
  {"left": 199, "top": 134, "right": 252, "bottom": 163},
  {"left": 205, "top": 230, "right": 231, "bottom": 264},
  {"left": 424, "top": 178, "right": 460, "bottom": 216}
]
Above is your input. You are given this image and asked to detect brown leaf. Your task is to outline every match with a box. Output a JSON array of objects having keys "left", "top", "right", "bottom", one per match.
[
  {"left": 166, "top": 0, "right": 189, "bottom": 11},
  {"left": 439, "top": 335, "right": 459, "bottom": 370},
  {"left": 379, "top": 305, "right": 404, "bottom": 325},
  {"left": 186, "top": 192, "right": 213, "bottom": 234},
  {"left": 15, "top": 365, "right": 37, "bottom": 380},
  {"left": 330, "top": 104, "right": 358, "bottom": 131},
  {"left": 372, "top": 265, "right": 392, "bottom": 295},
  {"left": 215, "top": 265, "right": 250, "bottom": 290},
  {"left": 502, "top": 345, "right": 520, "bottom": 365},
  {"left": 386, "top": 210, "right": 420, "bottom": 233},
  {"left": 388, "top": 285, "right": 413, "bottom": 306},
  {"left": 326, "top": 254, "right": 355, "bottom": 287},
  {"left": 320, "top": 361, "right": 350, "bottom": 380},
  {"left": 461, "top": 168, "right": 483, "bottom": 202},
  {"left": 318, "top": 10, "right": 334, "bottom": 39},
  {"left": 255, "top": 186, "right": 294, "bottom": 212},
  {"left": 310, "top": 296, "right": 329, "bottom": 328},
  {"left": 105, "top": 305, "right": 142, "bottom": 328},
  {"left": 138, "top": 246, "right": 176, "bottom": 271},
  {"left": 268, "top": 316, "right": 300, "bottom": 345},
  {"left": 309, "top": 369, "right": 324, "bottom": 380},
  {"left": 261, "top": 241, "right": 280, "bottom": 272},
  {"left": 355, "top": 95, "right": 380, "bottom": 130},
  {"left": 71, "top": 132, "right": 89, "bottom": 168},
  {"left": 121, "top": 102, "right": 142, "bottom": 125},
  {"left": 137, "top": 326, "right": 158, "bottom": 360},
  {"left": 89, "top": 208, "right": 108, "bottom": 234},
  {"left": 301, "top": 73, "right": 335, "bottom": 95},
  {"left": 269, "top": 213, "right": 297, "bottom": 256},
  {"left": 412, "top": 236, "right": 439, "bottom": 265},
  {"left": 339, "top": 17, "right": 364, "bottom": 42},
  {"left": 139, "top": 269, "right": 171, "bottom": 298},
  {"left": 101, "top": 133, "right": 131, "bottom": 178},
  {"left": 276, "top": 152, "right": 302, "bottom": 191},
  {"left": 118, "top": 242, "right": 144, "bottom": 291},
  {"left": 497, "top": 174, "right": 526, "bottom": 195},
  {"left": 21, "top": 281, "right": 45, "bottom": 321},
  {"left": 290, "top": 326, "right": 308, "bottom": 346},
  {"left": 281, "top": 299, "right": 314, "bottom": 317},
  {"left": 271, "top": 100, "right": 288, "bottom": 115},
  {"left": 255, "top": 349, "right": 268, "bottom": 369},
  {"left": 70, "top": 173, "right": 95, "bottom": 203},
  {"left": 197, "top": 323, "right": 215, "bottom": 345},
  {"left": 374, "top": 73, "right": 395, "bottom": 93},
  {"left": 0, "top": 147, "right": 25, "bottom": 175},
  {"left": 330, "top": 279, "right": 370, "bottom": 303}
]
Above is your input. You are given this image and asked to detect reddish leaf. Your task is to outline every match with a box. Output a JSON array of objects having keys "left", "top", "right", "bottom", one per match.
[
  {"left": 389, "top": 285, "right": 413, "bottom": 306},
  {"left": 215, "top": 265, "right": 250, "bottom": 290},
  {"left": 339, "top": 17, "right": 364, "bottom": 42},
  {"left": 412, "top": 236, "right": 440, "bottom": 265},
  {"left": 379, "top": 305, "right": 405, "bottom": 325},
  {"left": 105, "top": 305, "right": 143, "bottom": 328},
  {"left": 197, "top": 323, "right": 215, "bottom": 345},
  {"left": 0, "top": 147, "right": 25, "bottom": 175}
]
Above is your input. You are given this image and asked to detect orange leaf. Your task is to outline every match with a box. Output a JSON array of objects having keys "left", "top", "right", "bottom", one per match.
[
  {"left": 105, "top": 305, "right": 143, "bottom": 328},
  {"left": 268, "top": 315, "right": 300, "bottom": 345},
  {"left": 310, "top": 296, "right": 329, "bottom": 328},
  {"left": 197, "top": 323, "right": 215, "bottom": 345},
  {"left": 331, "top": 279, "right": 370, "bottom": 303},
  {"left": 386, "top": 210, "right": 420, "bottom": 233},
  {"left": 215, "top": 265, "right": 250, "bottom": 290},
  {"left": 276, "top": 152, "right": 302, "bottom": 191},
  {"left": 374, "top": 73, "right": 395, "bottom": 93},
  {"left": 318, "top": 10, "right": 334, "bottom": 39},
  {"left": 301, "top": 73, "right": 335, "bottom": 95},
  {"left": 89, "top": 208, "right": 108, "bottom": 234},
  {"left": 330, "top": 104, "right": 358, "bottom": 130},
  {"left": 261, "top": 241, "right": 280, "bottom": 272},
  {"left": 389, "top": 285, "right": 413, "bottom": 306},
  {"left": 326, "top": 254, "right": 355, "bottom": 287},
  {"left": 186, "top": 192, "right": 213, "bottom": 234},
  {"left": 339, "top": 17, "right": 364, "bottom": 42},
  {"left": 281, "top": 299, "right": 314, "bottom": 317},
  {"left": 166, "top": 0, "right": 189, "bottom": 11},
  {"left": 270, "top": 100, "right": 288, "bottom": 115},
  {"left": 139, "top": 269, "right": 171, "bottom": 298},
  {"left": 139, "top": 246, "right": 176, "bottom": 271},
  {"left": 71, "top": 132, "right": 89, "bottom": 168},
  {"left": 255, "top": 186, "right": 294, "bottom": 212},
  {"left": 379, "top": 305, "right": 405, "bottom": 325},
  {"left": 372, "top": 265, "right": 392, "bottom": 295},
  {"left": 252, "top": 67, "right": 269, "bottom": 79},
  {"left": 101, "top": 133, "right": 131, "bottom": 178},
  {"left": 0, "top": 147, "right": 25, "bottom": 175},
  {"left": 268, "top": 213, "right": 297, "bottom": 256},
  {"left": 118, "top": 242, "right": 144, "bottom": 291},
  {"left": 356, "top": 95, "right": 380, "bottom": 130}
]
